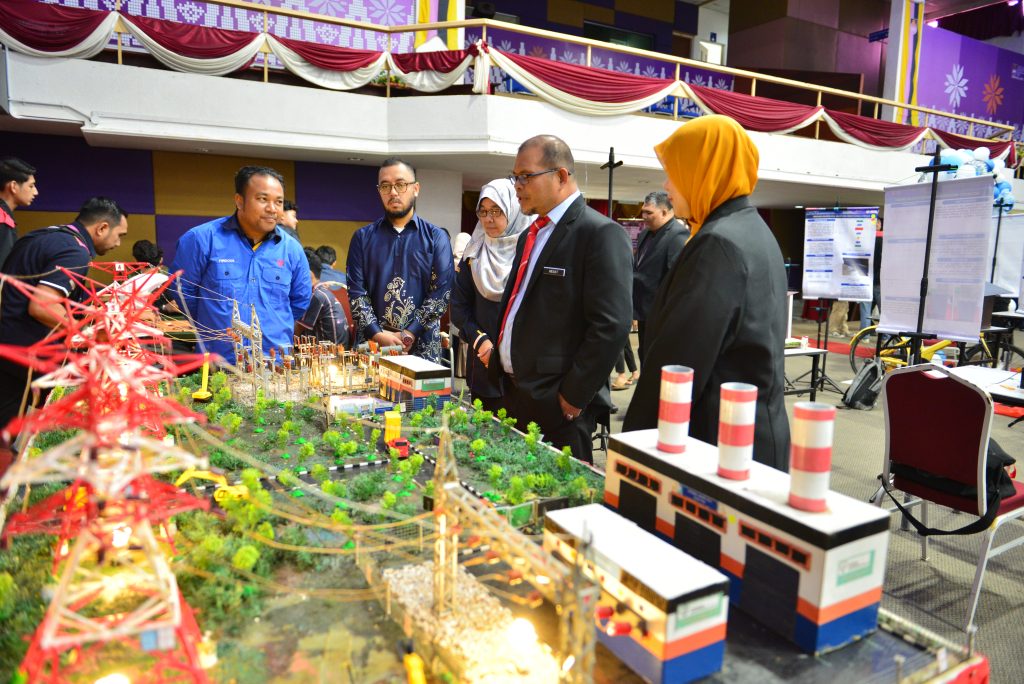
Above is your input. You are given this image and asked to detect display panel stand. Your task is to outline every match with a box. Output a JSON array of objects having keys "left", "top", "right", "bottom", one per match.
[
  {"left": 901, "top": 149, "right": 957, "bottom": 366},
  {"left": 791, "top": 299, "right": 844, "bottom": 395}
]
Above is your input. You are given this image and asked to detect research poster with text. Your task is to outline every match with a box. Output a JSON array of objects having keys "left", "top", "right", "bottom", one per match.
[{"left": 801, "top": 207, "right": 879, "bottom": 301}]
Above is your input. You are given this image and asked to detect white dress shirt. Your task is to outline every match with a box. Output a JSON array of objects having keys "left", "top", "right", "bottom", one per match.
[{"left": 500, "top": 190, "right": 581, "bottom": 374}]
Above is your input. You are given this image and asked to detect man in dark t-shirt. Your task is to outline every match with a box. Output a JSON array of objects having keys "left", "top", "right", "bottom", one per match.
[
  {"left": 0, "top": 157, "right": 39, "bottom": 270},
  {"left": 296, "top": 248, "right": 349, "bottom": 347},
  {"left": 0, "top": 197, "right": 129, "bottom": 433}
]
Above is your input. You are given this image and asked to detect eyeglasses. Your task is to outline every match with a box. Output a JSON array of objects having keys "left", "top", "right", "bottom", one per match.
[
  {"left": 476, "top": 208, "right": 505, "bottom": 219},
  {"left": 377, "top": 181, "right": 415, "bottom": 194},
  {"left": 508, "top": 168, "right": 561, "bottom": 186}
]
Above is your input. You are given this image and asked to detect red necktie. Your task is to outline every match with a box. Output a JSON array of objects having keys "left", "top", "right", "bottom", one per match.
[{"left": 497, "top": 215, "right": 551, "bottom": 344}]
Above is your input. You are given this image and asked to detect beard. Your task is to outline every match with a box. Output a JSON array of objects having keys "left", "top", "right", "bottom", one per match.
[{"left": 385, "top": 197, "right": 416, "bottom": 222}]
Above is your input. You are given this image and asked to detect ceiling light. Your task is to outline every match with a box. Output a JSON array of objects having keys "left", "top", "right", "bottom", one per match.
[
  {"left": 1009, "top": 1, "right": 1019, "bottom": 7},
  {"left": 927, "top": 19, "right": 939, "bottom": 27},
  {"left": 347, "top": 157, "right": 363, "bottom": 161},
  {"left": 794, "top": 205, "right": 804, "bottom": 209}
]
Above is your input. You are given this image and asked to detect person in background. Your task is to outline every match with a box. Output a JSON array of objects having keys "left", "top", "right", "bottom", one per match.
[
  {"left": 450, "top": 178, "right": 533, "bottom": 412},
  {"left": 490, "top": 135, "right": 632, "bottom": 464},
  {"left": 132, "top": 239, "right": 163, "bottom": 267},
  {"left": 296, "top": 248, "right": 350, "bottom": 346},
  {"left": 0, "top": 197, "right": 129, "bottom": 432},
  {"left": 452, "top": 232, "right": 472, "bottom": 267},
  {"left": 0, "top": 157, "right": 39, "bottom": 269},
  {"left": 315, "top": 245, "right": 347, "bottom": 291},
  {"left": 346, "top": 157, "right": 453, "bottom": 363},
  {"left": 170, "top": 166, "right": 311, "bottom": 363},
  {"left": 632, "top": 190, "right": 689, "bottom": 362},
  {"left": 279, "top": 199, "right": 299, "bottom": 241},
  {"left": 624, "top": 116, "right": 790, "bottom": 472}
]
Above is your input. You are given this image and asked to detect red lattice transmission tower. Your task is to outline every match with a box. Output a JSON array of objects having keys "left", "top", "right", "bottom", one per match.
[{"left": 0, "top": 266, "right": 214, "bottom": 683}]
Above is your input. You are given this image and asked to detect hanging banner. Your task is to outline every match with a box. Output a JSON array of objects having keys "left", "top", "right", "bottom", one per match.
[
  {"left": 879, "top": 176, "right": 993, "bottom": 342},
  {"left": 801, "top": 207, "right": 879, "bottom": 301}
]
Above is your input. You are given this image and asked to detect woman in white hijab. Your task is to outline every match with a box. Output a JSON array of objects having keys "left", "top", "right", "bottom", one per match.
[{"left": 450, "top": 178, "right": 534, "bottom": 410}]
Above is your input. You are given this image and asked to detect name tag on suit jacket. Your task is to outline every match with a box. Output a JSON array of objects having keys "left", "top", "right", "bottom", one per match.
[{"left": 542, "top": 266, "right": 566, "bottom": 277}]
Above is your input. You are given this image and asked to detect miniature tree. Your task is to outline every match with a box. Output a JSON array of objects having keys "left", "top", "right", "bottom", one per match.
[
  {"left": 408, "top": 453, "right": 424, "bottom": 478},
  {"left": 205, "top": 402, "right": 221, "bottom": 423},
  {"left": 220, "top": 412, "right": 243, "bottom": 435},
  {"left": 215, "top": 386, "right": 232, "bottom": 405},
  {"left": 281, "top": 420, "right": 302, "bottom": 435},
  {"left": 310, "top": 463, "right": 329, "bottom": 483},
  {"left": 381, "top": 491, "right": 397, "bottom": 510},
  {"left": 231, "top": 545, "right": 260, "bottom": 572},
  {"left": 388, "top": 446, "right": 401, "bottom": 464},
  {"left": 322, "top": 430, "right": 342, "bottom": 450},
  {"left": 255, "top": 521, "right": 275, "bottom": 541},
  {"left": 298, "top": 441, "right": 316, "bottom": 462},
  {"left": 506, "top": 476, "right": 527, "bottom": 505},
  {"left": 370, "top": 427, "right": 382, "bottom": 445},
  {"left": 330, "top": 508, "right": 352, "bottom": 526},
  {"left": 488, "top": 464, "right": 503, "bottom": 486},
  {"left": 322, "top": 479, "right": 348, "bottom": 499},
  {"left": 0, "top": 572, "right": 15, "bottom": 620},
  {"left": 424, "top": 480, "right": 435, "bottom": 497},
  {"left": 283, "top": 400, "right": 294, "bottom": 420},
  {"left": 275, "top": 427, "right": 290, "bottom": 447},
  {"left": 177, "top": 386, "right": 192, "bottom": 406},
  {"left": 277, "top": 470, "right": 298, "bottom": 488},
  {"left": 556, "top": 446, "right": 573, "bottom": 473},
  {"left": 470, "top": 438, "right": 486, "bottom": 459},
  {"left": 210, "top": 370, "right": 228, "bottom": 393}
]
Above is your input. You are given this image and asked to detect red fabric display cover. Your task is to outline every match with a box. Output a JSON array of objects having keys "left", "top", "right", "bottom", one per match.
[
  {"left": 122, "top": 13, "right": 258, "bottom": 59},
  {"left": 392, "top": 49, "right": 472, "bottom": 74},
  {"left": 499, "top": 50, "right": 675, "bottom": 103},
  {"left": 274, "top": 36, "right": 382, "bottom": 71},
  {"left": 689, "top": 84, "right": 821, "bottom": 132},
  {"left": 0, "top": 0, "right": 109, "bottom": 52},
  {"left": 825, "top": 109, "right": 926, "bottom": 148},
  {"left": 931, "top": 128, "right": 1017, "bottom": 167}
]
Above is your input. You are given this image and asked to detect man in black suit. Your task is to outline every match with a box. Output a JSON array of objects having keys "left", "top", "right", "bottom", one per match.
[
  {"left": 633, "top": 191, "right": 689, "bottom": 362},
  {"left": 489, "top": 135, "right": 632, "bottom": 464}
]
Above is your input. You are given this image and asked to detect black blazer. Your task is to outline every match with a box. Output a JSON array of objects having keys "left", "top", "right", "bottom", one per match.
[
  {"left": 623, "top": 196, "right": 791, "bottom": 471},
  {"left": 633, "top": 218, "right": 689, "bottom": 321},
  {"left": 490, "top": 195, "right": 633, "bottom": 413},
  {"left": 449, "top": 258, "right": 503, "bottom": 399}
]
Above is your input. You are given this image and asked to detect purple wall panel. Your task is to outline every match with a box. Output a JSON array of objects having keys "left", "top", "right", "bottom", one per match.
[
  {"left": 0, "top": 132, "right": 155, "bottom": 214},
  {"left": 157, "top": 214, "right": 219, "bottom": 266},
  {"left": 912, "top": 25, "right": 1024, "bottom": 140},
  {"left": 294, "top": 161, "right": 381, "bottom": 221}
]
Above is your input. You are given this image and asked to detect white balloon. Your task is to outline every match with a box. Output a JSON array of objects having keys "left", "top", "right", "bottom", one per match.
[
  {"left": 956, "top": 164, "right": 978, "bottom": 178},
  {"left": 974, "top": 146, "right": 991, "bottom": 161}
]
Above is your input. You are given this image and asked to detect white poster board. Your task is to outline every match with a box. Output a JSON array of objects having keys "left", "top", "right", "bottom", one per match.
[
  {"left": 986, "top": 211, "right": 1024, "bottom": 293},
  {"left": 879, "top": 176, "right": 993, "bottom": 342},
  {"left": 1018, "top": 243, "right": 1024, "bottom": 313},
  {"left": 801, "top": 207, "right": 879, "bottom": 301}
]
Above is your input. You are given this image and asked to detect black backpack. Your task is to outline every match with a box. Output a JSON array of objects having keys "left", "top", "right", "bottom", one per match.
[{"left": 843, "top": 358, "right": 883, "bottom": 410}]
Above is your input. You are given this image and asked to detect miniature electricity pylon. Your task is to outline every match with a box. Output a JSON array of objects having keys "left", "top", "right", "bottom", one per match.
[
  {"left": 432, "top": 415, "right": 460, "bottom": 615},
  {"left": 0, "top": 267, "right": 212, "bottom": 683}
]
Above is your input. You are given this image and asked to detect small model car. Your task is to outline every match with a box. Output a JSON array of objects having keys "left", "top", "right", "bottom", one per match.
[{"left": 387, "top": 437, "right": 410, "bottom": 459}]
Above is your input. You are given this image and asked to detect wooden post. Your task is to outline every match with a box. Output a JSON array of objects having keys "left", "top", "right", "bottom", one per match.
[
  {"left": 873, "top": 101, "right": 880, "bottom": 119},
  {"left": 586, "top": 45, "right": 591, "bottom": 67},
  {"left": 814, "top": 91, "right": 822, "bottom": 139},
  {"left": 673, "top": 63, "right": 680, "bottom": 121},
  {"left": 262, "top": 11, "right": 269, "bottom": 83},
  {"left": 750, "top": 78, "right": 756, "bottom": 97},
  {"left": 481, "top": 24, "right": 487, "bottom": 45}
]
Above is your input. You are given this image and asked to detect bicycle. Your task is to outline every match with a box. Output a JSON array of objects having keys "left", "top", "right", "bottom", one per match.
[{"left": 847, "top": 325, "right": 1023, "bottom": 374}]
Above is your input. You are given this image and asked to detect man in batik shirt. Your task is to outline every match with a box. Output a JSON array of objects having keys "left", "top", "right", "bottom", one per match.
[{"left": 346, "top": 157, "right": 453, "bottom": 363}]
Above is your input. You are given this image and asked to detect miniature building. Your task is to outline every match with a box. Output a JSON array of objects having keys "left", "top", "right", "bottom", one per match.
[
  {"left": 544, "top": 504, "right": 728, "bottom": 684},
  {"left": 604, "top": 430, "right": 890, "bottom": 655},
  {"left": 376, "top": 355, "right": 451, "bottom": 410}
]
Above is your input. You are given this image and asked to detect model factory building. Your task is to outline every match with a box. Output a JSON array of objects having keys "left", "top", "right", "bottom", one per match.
[
  {"left": 604, "top": 429, "right": 890, "bottom": 655},
  {"left": 376, "top": 354, "right": 452, "bottom": 409},
  {"left": 544, "top": 504, "right": 729, "bottom": 684}
]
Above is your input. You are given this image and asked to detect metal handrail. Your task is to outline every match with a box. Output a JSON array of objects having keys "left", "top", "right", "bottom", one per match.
[{"left": 103, "top": 0, "right": 1015, "bottom": 141}]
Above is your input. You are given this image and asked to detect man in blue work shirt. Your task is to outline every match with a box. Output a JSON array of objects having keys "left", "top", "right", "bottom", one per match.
[
  {"left": 170, "top": 166, "right": 312, "bottom": 364},
  {"left": 0, "top": 196, "right": 129, "bottom": 434}
]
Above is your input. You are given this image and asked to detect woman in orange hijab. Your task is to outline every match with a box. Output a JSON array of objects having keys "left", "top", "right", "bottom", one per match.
[{"left": 624, "top": 115, "right": 791, "bottom": 472}]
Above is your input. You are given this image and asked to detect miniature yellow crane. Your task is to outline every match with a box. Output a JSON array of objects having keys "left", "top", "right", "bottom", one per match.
[{"left": 191, "top": 353, "right": 213, "bottom": 402}]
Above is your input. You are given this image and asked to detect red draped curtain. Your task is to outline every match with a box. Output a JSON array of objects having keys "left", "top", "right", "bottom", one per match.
[{"left": 0, "top": 0, "right": 109, "bottom": 52}]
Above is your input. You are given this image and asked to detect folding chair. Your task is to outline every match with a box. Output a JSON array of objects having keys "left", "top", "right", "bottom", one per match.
[
  {"left": 330, "top": 287, "right": 356, "bottom": 346},
  {"left": 880, "top": 363, "right": 1024, "bottom": 631}
]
